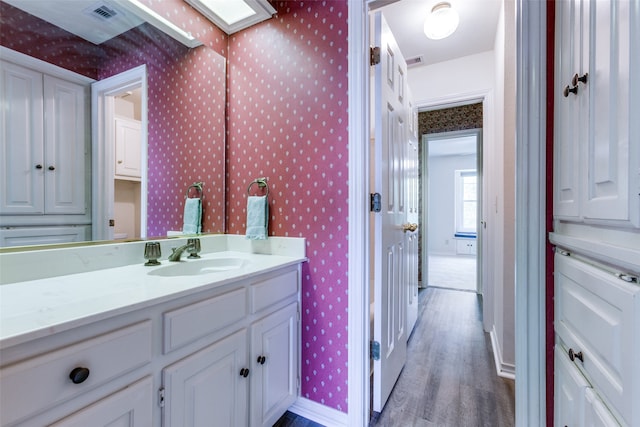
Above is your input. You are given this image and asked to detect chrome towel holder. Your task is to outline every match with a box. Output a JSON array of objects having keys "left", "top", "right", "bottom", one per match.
[
  {"left": 247, "top": 178, "right": 269, "bottom": 196},
  {"left": 186, "top": 182, "right": 203, "bottom": 199}
]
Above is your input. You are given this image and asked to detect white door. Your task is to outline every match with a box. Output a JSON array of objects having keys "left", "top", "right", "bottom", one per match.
[
  {"left": 405, "top": 102, "right": 419, "bottom": 334},
  {"left": 371, "top": 11, "right": 408, "bottom": 413},
  {"left": 162, "top": 330, "right": 248, "bottom": 427},
  {"left": 0, "top": 60, "right": 44, "bottom": 214},
  {"left": 43, "top": 75, "right": 88, "bottom": 215}
]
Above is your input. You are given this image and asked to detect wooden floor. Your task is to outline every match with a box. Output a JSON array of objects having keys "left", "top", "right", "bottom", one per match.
[{"left": 274, "top": 287, "right": 515, "bottom": 427}]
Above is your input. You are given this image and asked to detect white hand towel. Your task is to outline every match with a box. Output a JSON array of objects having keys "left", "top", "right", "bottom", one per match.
[{"left": 246, "top": 195, "right": 268, "bottom": 240}]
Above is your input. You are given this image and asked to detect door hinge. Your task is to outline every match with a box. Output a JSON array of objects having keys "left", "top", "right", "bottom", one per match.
[
  {"left": 370, "top": 193, "right": 382, "bottom": 212},
  {"left": 370, "top": 46, "right": 381, "bottom": 66},
  {"left": 158, "top": 387, "right": 165, "bottom": 408},
  {"left": 370, "top": 340, "right": 380, "bottom": 360},
  {"left": 109, "top": 219, "right": 115, "bottom": 227}
]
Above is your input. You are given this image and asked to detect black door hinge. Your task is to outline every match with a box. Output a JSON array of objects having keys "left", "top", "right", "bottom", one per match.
[
  {"left": 370, "top": 193, "right": 382, "bottom": 212},
  {"left": 370, "top": 46, "right": 381, "bottom": 66}
]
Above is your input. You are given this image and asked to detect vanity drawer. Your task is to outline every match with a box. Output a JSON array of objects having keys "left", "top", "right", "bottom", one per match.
[
  {"left": 250, "top": 269, "right": 298, "bottom": 314},
  {"left": 554, "top": 253, "right": 639, "bottom": 426},
  {"left": 0, "top": 321, "right": 152, "bottom": 426},
  {"left": 163, "top": 287, "right": 247, "bottom": 353}
]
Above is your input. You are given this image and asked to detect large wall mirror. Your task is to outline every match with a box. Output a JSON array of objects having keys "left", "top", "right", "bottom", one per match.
[{"left": 0, "top": 0, "right": 227, "bottom": 248}]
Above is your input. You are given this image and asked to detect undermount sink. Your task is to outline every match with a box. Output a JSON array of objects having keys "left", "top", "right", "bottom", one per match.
[{"left": 148, "top": 257, "right": 248, "bottom": 277}]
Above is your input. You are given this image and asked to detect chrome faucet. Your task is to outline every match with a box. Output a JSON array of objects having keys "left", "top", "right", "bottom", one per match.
[{"left": 168, "top": 241, "right": 196, "bottom": 262}]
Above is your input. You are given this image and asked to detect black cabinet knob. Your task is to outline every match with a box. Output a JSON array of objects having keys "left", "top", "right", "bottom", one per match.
[
  {"left": 563, "top": 85, "right": 578, "bottom": 97},
  {"left": 239, "top": 368, "right": 250, "bottom": 378},
  {"left": 69, "top": 367, "right": 90, "bottom": 384},
  {"left": 257, "top": 355, "right": 266, "bottom": 365},
  {"left": 568, "top": 348, "right": 584, "bottom": 363},
  {"left": 35, "top": 164, "right": 43, "bottom": 170},
  {"left": 48, "top": 166, "right": 55, "bottom": 171},
  {"left": 572, "top": 72, "right": 588, "bottom": 86}
]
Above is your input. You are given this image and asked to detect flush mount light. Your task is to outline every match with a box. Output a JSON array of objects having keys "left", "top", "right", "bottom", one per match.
[
  {"left": 184, "top": 0, "right": 276, "bottom": 35},
  {"left": 424, "top": 2, "right": 459, "bottom": 40}
]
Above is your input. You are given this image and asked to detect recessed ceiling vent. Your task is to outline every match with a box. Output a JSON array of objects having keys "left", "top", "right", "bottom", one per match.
[
  {"left": 87, "top": 4, "right": 118, "bottom": 21},
  {"left": 406, "top": 55, "right": 425, "bottom": 68}
]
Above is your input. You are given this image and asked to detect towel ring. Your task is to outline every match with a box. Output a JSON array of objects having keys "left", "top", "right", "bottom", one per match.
[
  {"left": 247, "top": 178, "right": 269, "bottom": 196},
  {"left": 186, "top": 182, "right": 203, "bottom": 199}
]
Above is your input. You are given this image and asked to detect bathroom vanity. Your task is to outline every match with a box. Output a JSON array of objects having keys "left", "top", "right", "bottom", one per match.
[{"left": 0, "top": 235, "right": 306, "bottom": 427}]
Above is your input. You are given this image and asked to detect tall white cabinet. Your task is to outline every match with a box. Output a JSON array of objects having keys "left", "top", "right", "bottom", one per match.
[
  {"left": 0, "top": 49, "right": 91, "bottom": 246},
  {"left": 552, "top": 1, "right": 640, "bottom": 426}
]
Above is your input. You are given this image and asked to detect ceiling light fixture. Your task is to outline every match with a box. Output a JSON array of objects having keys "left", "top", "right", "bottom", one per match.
[
  {"left": 424, "top": 2, "right": 459, "bottom": 40},
  {"left": 184, "top": 0, "right": 276, "bottom": 35}
]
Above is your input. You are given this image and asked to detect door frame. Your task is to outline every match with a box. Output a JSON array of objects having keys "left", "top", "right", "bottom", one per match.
[
  {"left": 421, "top": 127, "right": 483, "bottom": 295},
  {"left": 346, "top": 1, "right": 547, "bottom": 426},
  {"left": 91, "top": 65, "right": 148, "bottom": 241}
]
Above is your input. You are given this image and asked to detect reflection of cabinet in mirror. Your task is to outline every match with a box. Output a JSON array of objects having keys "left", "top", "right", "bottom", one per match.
[{"left": 0, "top": 48, "right": 92, "bottom": 247}]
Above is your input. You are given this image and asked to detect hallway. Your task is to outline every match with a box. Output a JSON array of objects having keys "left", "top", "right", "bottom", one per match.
[
  {"left": 369, "top": 288, "right": 515, "bottom": 426},
  {"left": 275, "top": 287, "right": 515, "bottom": 426}
]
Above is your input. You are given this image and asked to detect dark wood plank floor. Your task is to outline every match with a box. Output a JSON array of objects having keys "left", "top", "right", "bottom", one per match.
[{"left": 274, "top": 287, "right": 515, "bottom": 427}]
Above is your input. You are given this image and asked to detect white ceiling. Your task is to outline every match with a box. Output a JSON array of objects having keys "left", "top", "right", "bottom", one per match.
[{"left": 379, "top": 0, "right": 502, "bottom": 67}]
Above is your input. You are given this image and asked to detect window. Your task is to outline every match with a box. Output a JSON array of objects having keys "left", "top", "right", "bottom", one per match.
[{"left": 455, "top": 170, "right": 477, "bottom": 235}]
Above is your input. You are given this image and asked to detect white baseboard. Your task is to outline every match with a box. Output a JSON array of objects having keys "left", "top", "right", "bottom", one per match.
[
  {"left": 490, "top": 327, "right": 516, "bottom": 380},
  {"left": 288, "top": 397, "right": 348, "bottom": 427}
]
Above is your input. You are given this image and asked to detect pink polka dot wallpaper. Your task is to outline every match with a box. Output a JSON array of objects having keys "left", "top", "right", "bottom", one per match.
[{"left": 226, "top": 1, "right": 349, "bottom": 411}]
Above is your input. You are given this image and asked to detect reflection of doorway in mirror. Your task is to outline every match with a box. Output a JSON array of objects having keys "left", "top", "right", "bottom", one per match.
[
  {"left": 114, "top": 88, "right": 143, "bottom": 240},
  {"left": 91, "top": 65, "right": 148, "bottom": 242}
]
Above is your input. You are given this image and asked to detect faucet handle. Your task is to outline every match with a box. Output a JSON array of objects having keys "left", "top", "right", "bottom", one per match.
[
  {"left": 144, "top": 242, "right": 161, "bottom": 266},
  {"left": 187, "top": 238, "right": 201, "bottom": 259}
]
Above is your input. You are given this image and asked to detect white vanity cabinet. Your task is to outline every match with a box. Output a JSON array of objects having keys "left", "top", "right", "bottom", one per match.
[
  {"left": 0, "top": 263, "right": 302, "bottom": 427},
  {"left": 0, "top": 321, "right": 154, "bottom": 427},
  {"left": 250, "top": 302, "right": 299, "bottom": 427},
  {"left": 162, "top": 329, "right": 249, "bottom": 427}
]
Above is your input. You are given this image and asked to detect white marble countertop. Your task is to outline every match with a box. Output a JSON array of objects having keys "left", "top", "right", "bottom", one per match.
[{"left": 0, "top": 236, "right": 306, "bottom": 349}]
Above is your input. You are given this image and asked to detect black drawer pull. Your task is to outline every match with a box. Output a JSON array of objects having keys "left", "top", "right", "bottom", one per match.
[
  {"left": 239, "top": 368, "right": 250, "bottom": 378},
  {"left": 257, "top": 355, "right": 266, "bottom": 365},
  {"left": 69, "top": 367, "right": 90, "bottom": 384},
  {"left": 568, "top": 348, "right": 584, "bottom": 363}
]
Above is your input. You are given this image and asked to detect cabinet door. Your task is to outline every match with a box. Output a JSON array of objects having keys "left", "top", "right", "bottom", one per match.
[
  {"left": 582, "top": 0, "right": 638, "bottom": 227},
  {"left": 0, "top": 60, "right": 44, "bottom": 214},
  {"left": 115, "top": 117, "right": 142, "bottom": 180},
  {"left": 554, "top": 0, "right": 585, "bottom": 219},
  {"left": 554, "top": 346, "right": 589, "bottom": 427},
  {"left": 250, "top": 302, "right": 298, "bottom": 427},
  {"left": 43, "top": 75, "right": 88, "bottom": 215},
  {"left": 163, "top": 329, "right": 248, "bottom": 427},
  {"left": 49, "top": 376, "right": 153, "bottom": 427}
]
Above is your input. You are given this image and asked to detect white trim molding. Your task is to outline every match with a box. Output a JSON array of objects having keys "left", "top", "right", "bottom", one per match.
[
  {"left": 289, "top": 397, "right": 349, "bottom": 427},
  {"left": 347, "top": 1, "right": 370, "bottom": 426},
  {"left": 490, "top": 326, "right": 517, "bottom": 380},
  {"left": 515, "top": 0, "right": 547, "bottom": 425}
]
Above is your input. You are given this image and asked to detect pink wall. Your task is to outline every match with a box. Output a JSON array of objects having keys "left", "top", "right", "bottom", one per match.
[{"left": 226, "top": 1, "right": 349, "bottom": 411}]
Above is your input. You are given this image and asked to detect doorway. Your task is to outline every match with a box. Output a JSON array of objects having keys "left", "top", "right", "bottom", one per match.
[
  {"left": 91, "top": 65, "right": 148, "bottom": 241},
  {"left": 423, "top": 128, "right": 482, "bottom": 294}
]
